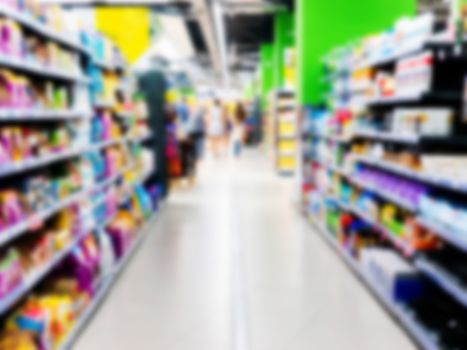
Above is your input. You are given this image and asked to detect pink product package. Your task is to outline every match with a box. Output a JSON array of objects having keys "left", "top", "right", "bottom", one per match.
[
  {"left": 0, "top": 19, "right": 22, "bottom": 58},
  {"left": 0, "top": 1, "right": 19, "bottom": 10},
  {"left": 0, "top": 130, "right": 12, "bottom": 158},
  {"left": 16, "top": 79, "right": 32, "bottom": 108},
  {"left": 0, "top": 21, "right": 12, "bottom": 56},
  {"left": 1, "top": 191, "right": 26, "bottom": 226},
  {"left": 104, "top": 151, "right": 118, "bottom": 177},
  {"left": 0, "top": 74, "right": 15, "bottom": 107},
  {"left": 101, "top": 114, "right": 112, "bottom": 140},
  {"left": 0, "top": 136, "right": 11, "bottom": 165},
  {"left": 0, "top": 250, "right": 23, "bottom": 298},
  {"left": 105, "top": 192, "right": 118, "bottom": 216}
]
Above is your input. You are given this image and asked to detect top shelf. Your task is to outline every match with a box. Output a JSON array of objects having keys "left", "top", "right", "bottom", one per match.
[
  {"left": 367, "top": 91, "right": 461, "bottom": 108},
  {"left": 0, "top": 4, "right": 89, "bottom": 55},
  {"left": 352, "top": 38, "right": 455, "bottom": 72},
  {"left": 276, "top": 88, "right": 295, "bottom": 97},
  {"left": 93, "top": 58, "right": 126, "bottom": 72},
  {"left": 324, "top": 38, "right": 458, "bottom": 82}
]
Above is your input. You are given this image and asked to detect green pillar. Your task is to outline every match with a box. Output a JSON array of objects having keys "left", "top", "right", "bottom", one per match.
[
  {"left": 260, "top": 44, "right": 274, "bottom": 106},
  {"left": 273, "top": 11, "right": 295, "bottom": 89},
  {"left": 296, "top": 0, "right": 416, "bottom": 105}
]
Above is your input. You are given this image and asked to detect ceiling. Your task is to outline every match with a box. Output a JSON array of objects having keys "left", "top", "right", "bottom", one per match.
[
  {"left": 185, "top": 0, "right": 293, "bottom": 78},
  {"left": 40, "top": 0, "right": 294, "bottom": 84}
]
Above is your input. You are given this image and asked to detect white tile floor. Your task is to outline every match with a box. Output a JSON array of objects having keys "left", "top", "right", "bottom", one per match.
[{"left": 75, "top": 151, "right": 417, "bottom": 350}]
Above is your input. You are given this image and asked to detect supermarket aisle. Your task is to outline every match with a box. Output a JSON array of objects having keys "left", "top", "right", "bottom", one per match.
[{"left": 75, "top": 150, "right": 416, "bottom": 350}]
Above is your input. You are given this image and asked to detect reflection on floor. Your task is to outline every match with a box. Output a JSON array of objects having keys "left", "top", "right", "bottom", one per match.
[{"left": 75, "top": 150, "right": 416, "bottom": 350}]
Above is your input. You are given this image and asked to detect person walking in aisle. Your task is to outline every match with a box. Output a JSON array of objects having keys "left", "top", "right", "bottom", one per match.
[
  {"left": 231, "top": 101, "right": 247, "bottom": 157},
  {"left": 190, "top": 101, "right": 206, "bottom": 160},
  {"left": 207, "top": 98, "right": 226, "bottom": 158},
  {"left": 177, "top": 98, "right": 197, "bottom": 185}
]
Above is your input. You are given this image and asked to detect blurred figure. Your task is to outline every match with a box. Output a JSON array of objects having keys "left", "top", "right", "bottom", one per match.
[
  {"left": 231, "top": 102, "right": 247, "bottom": 157},
  {"left": 190, "top": 101, "right": 206, "bottom": 160},
  {"left": 207, "top": 99, "right": 226, "bottom": 158},
  {"left": 224, "top": 102, "right": 233, "bottom": 151},
  {"left": 177, "top": 98, "right": 197, "bottom": 185},
  {"left": 165, "top": 106, "right": 182, "bottom": 182}
]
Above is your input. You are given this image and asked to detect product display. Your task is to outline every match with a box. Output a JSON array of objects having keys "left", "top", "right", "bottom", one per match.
[
  {"left": 303, "top": 12, "right": 467, "bottom": 350},
  {"left": 274, "top": 90, "right": 297, "bottom": 175},
  {"left": 0, "top": 2, "right": 158, "bottom": 349}
]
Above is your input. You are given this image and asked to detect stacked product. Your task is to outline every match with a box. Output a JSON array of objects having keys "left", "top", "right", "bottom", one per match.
[
  {"left": 274, "top": 90, "right": 297, "bottom": 175},
  {"left": 303, "top": 12, "right": 467, "bottom": 350},
  {"left": 0, "top": 2, "right": 158, "bottom": 350}
]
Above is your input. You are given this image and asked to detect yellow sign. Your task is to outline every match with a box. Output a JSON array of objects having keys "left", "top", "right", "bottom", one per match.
[{"left": 95, "top": 7, "right": 150, "bottom": 63}]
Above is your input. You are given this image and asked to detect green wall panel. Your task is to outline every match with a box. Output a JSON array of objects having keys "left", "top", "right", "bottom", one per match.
[
  {"left": 297, "top": 0, "right": 416, "bottom": 105},
  {"left": 260, "top": 44, "right": 274, "bottom": 105},
  {"left": 274, "top": 11, "right": 295, "bottom": 89}
]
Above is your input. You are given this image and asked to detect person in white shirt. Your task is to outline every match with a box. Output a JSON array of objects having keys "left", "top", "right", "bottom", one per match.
[
  {"left": 231, "top": 102, "right": 246, "bottom": 157},
  {"left": 207, "top": 99, "right": 226, "bottom": 157}
]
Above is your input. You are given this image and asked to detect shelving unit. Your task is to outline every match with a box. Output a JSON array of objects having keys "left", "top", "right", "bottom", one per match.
[
  {"left": 302, "top": 13, "right": 467, "bottom": 350},
  {"left": 57, "top": 213, "right": 157, "bottom": 350},
  {"left": 0, "top": 4, "right": 88, "bottom": 54},
  {"left": 308, "top": 219, "right": 439, "bottom": 350},
  {"left": 273, "top": 89, "right": 298, "bottom": 175},
  {"left": 0, "top": 4, "right": 159, "bottom": 349}
]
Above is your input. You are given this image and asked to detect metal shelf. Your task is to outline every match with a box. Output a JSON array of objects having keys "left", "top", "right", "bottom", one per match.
[
  {"left": 0, "top": 165, "right": 129, "bottom": 249},
  {"left": 352, "top": 38, "right": 454, "bottom": 72},
  {"left": 355, "top": 156, "right": 467, "bottom": 194},
  {"left": 367, "top": 92, "right": 460, "bottom": 108},
  {"left": 278, "top": 150, "right": 296, "bottom": 157},
  {"left": 308, "top": 215, "right": 439, "bottom": 350},
  {"left": 58, "top": 213, "right": 157, "bottom": 350},
  {"left": 0, "top": 108, "right": 90, "bottom": 121},
  {"left": 0, "top": 138, "right": 133, "bottom": 180},
  {"left": 128, "top": 134, "right": 153, "bottom": 143},
  {"left": 417, "top": 216, "right": 467, "bottom": 253},
  {"left": 0, "top": 147, "right": 83, "bottom": 178},
  {"left": 0, "top": 54, "right": 88, "bottom": 83},
  {"left": 415, "top": 257, "right": 467, "bottom": 308},
  {"left": 350, "top": 177, "right": 418, "bottom": 212},
  {"left": 93, "top": 101, "right": 115, "bottom": 109},
  {"left": 93, "top": 58, "right": 127, "bottom": 72},
  {"left": 330, "top": 197, "right": 415, "bottom": 257},
  {"left": 0, "top": 205, "right": 119, "bottom": 316},
  {"left": 352, "top": 130, "right": 419, "bottom": 144}
]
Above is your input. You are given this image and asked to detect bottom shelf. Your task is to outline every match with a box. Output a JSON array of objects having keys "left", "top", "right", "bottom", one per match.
[
  {"left": 306, "top": 215, "right": 439, "bottom": 350},
  {"left": 58, "top": 213, "right": 158, "bottom": 350}
]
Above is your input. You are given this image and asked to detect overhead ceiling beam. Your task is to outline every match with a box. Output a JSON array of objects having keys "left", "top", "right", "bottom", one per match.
[
  {"left": 211, "top": 0, "right": 230, "bottom": 85},
  {"left": 190, "top": 0, "right": 223, "bottom": 77}
]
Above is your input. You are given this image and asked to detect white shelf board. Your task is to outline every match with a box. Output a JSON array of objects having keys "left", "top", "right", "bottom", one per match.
[
  {"left": 415, "top": 258, "right": 467, "bottom": 309},
  {"left": 0, "top": 54, "right": 87, "bottom": 82},
  {"left": 0, "top": 108, "right": 90, "bottom": 121},
  {"left": 0, "top": 138, "right": 132, "bottom": 180},
  {"left": 417, "top": 216, "right": 467, "bottom": 253}
]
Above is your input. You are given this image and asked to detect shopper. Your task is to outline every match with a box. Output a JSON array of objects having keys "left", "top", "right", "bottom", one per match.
[
  {"left": 165, "top": 106, "right": 182, "bottom": 181},
  {"left": 177, "top": 98, "right": 197, "bottom": 185},
  {"left": 231, "top": 101, "right": 247, "bottom": 157},
  {"left": 207, "top": 99, "right": 226, "bottom": 158},
  {"left": 190, "top": 102, "right": 206, "bottom": 160}
]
